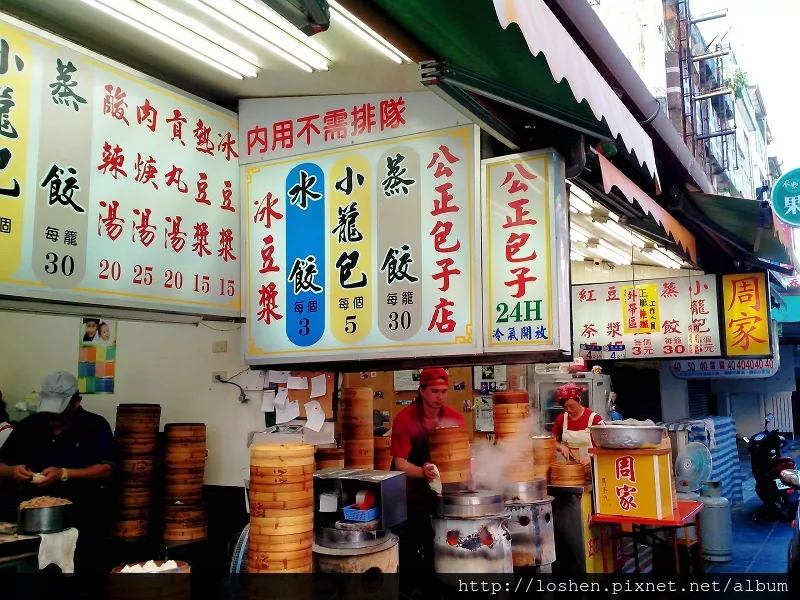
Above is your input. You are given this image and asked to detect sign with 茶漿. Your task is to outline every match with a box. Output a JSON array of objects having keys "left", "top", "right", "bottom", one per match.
[
  {"left": 0, "top": 19, "right": 241, "bottom": 317},
  {"left": 721, "top": 272, "right": 772, "bottom": 357},
  {"left": 238, "top": 92, "right": 471, "bottom": 166},
  {"left": 771, "top": 168, "right": 800, "bottom": 227},
  {"left": 572, "top": 275, "right": 722, "bottom": 359},
  {"left": 481, "top": 150, "right": 571, "bottom": 354},
  {"left": 244, "top": 123, "right": 480, "bottom": 364}
]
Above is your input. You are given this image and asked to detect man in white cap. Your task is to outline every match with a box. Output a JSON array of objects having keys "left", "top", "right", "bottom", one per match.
[{"left": 0, "top": 371, "right": 116, "bottom": 572}]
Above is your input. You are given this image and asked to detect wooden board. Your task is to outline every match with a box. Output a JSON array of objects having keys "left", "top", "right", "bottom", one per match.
[{"left": 273, "top": 371, "right": 335, "bottom": 420}]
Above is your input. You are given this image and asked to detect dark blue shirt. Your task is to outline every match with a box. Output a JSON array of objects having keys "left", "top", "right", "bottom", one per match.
[{"left": 0, "top": 407, "right": 116, "bottom": 503}]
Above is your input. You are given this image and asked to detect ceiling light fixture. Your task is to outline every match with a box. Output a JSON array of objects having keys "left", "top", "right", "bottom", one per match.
[
  {"left": 137, "top": 0, "right": 260, "bottom": 65},
  {"left": 327, "top": 0, "right": 411, "bottom": 64},
  {"left": 599, "top": 239, "right": 634, "bottom": 261},
  {"left": 569, "top": 193, "right": 593, "bottom": 214},
  {"left": 80, "top": 0, "right": 244, "bottom": 78},
  {"left": 645, "top": 251, "right": 682, "bottom": 269},
  {"left": 234, "top": 0, "right": 332, "bottom": 60},
  {"left": 657, "top": 247, "right": 687, "bottom": 265},
  {"left": 594, "top": 220, "right": 645, "bottom": 248},
  {"left": 182, "top": 0, "right": 318, "bottom": 72},
  {"left": 570, "top": 227, "right": 589, "bottom": 244},
  {"left": 593, "top": 245, "right": 632, "bottom": 266}
]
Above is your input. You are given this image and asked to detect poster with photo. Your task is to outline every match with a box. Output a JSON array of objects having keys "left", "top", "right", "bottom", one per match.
[
  {"left": 472, "top": 365, "right": 508, "bottom": 392},
  {"left": 78, "top": 317, "right": 117, "bottom": 394}
]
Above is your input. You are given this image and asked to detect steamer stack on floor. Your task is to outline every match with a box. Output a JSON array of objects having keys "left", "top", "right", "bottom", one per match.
[
  {"left": 341, "top": 388, "right": 374, "bottom": 469},
  {"left": 163, "top": 424, "right": 208, "bottom": 542},
  {"left": 113, "top": 404, "right": 161, "bottom": 539},
  {"left": 374, "top": 436, "right": 392, "bottom": 470},
  {"left": 248, "top": 443, "right": 314, "bottom": 573}
]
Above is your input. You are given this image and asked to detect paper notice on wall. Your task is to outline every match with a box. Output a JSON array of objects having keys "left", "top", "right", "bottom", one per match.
[
  {"left": 287, "top": 376, "right": 308, "bottom": 390},
  {"left": 274, "top": 387, "right": 289, "bottom": 408},
  {"left": 276, "top": 400, "right": 300, "bottom": 424},
  {"left": 309, "top": 375, "right": 327, "bottom": 398},
  {"left": 260, "top": 390, "right": 275, "bottom": 413},
  {"left": 304, "top": 400, "right": 326, "bottom": 432},
  {"left": 268, "top": 370, "right": 290, "bottom": 384}
]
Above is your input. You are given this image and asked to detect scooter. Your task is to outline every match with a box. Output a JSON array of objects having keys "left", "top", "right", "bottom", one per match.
[{"left": 743, "top": 413, "right": 799, "bottom": 516}]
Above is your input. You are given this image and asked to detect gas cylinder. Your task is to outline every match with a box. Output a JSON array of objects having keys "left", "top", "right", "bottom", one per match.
[
  {"left": 699, "top": 481, "right": 732, "bottom": 562},
  {"left": 675, "top": 490, "right": 700, "bottom": 543}
]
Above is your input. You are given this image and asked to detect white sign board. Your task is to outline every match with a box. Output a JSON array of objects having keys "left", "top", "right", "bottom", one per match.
[
  {"left": 238, "top": 91, "right": 471, "bottom": 165},
  {"left": 670, "top": 357, "right": 779, "bottom": 379},
  {"left": 244, "top": 124, "right": 481, "bottom": 364},
  {"left": 481, "top": 150, "right": 571, "bottom": 353},
  {"left": 572, "top": 275, "right": 722, "bottom": 359},
  {"left": 0, "top": 19, "right": 241, "bottom": 317}
]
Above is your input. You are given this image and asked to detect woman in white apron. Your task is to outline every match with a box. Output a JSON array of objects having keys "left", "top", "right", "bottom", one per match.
[{"left": 552, "top": 382, "right": 604, "bottom": 464}]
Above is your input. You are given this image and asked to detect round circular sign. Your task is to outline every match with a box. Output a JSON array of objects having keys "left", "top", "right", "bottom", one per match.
[{"left": 772, "top": 167, "right": 800, "bottom": 227}]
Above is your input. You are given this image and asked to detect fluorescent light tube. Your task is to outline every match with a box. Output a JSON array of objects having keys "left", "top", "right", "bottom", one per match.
[
  {"left": 599, "top": 239, "right": 633, "bottom": 261},
  {"left": 198, "top": 0, "right": 329, "bottom": 70},
  {"left": 137, "top": 0, "right": 260, "bottom": 65},
  {"left": 593, "top": 246, "right": 631, "bottom": 266},
  {"left": 570, "top": 228, "right": 589, "bottom": 243},
  {"left": 105, "top": 0, "right": 258, "bottom": 77},
  {"left": 569, "top": 194, "right": 592, "bottom": 214},
  {"left": 595, "top": 220, "right": 645, "bottom": 248},
  {"left": 234, "top": 0, "right": 331, "bottom": 60},
  {"left": 643, "top": 249, "right": 682, "bottom": 269},
  {"left": 571, "top": 252, "right": 586, "bottom": 261},
  {"left": 569, "top": 206, "right": 579, "bottom": 214},
  {"left": 328, "top": 0, "right": 411, "bottom": 63},
  {"left": 571, "top": 224, "right": 590, "bottom": 238},
  {"left": 182, "top": 0, "right": 313, "bottom": 72},
  {"left": 657, "top": 247, "right": 687, "bottom": 264},
  {"left": 80, "top": 0, "right": 243, "bottom": 78},
  {"left": 571, "top": 247, "right": 587, "bottom": 259}
]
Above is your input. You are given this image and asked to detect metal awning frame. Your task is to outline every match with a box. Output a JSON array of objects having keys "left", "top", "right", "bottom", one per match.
[{"left": 420, "top": 60, "right": 613, "bottom": 148}]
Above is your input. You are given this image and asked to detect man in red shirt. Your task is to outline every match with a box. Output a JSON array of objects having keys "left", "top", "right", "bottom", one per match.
[{"left": 390, "top": 368, "right": 465, "bottom": 573}]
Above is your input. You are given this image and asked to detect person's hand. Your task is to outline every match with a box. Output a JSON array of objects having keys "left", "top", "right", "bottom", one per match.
[
  {"left": 557, "top": 444, "right": 570, "bottom": 459},
  {"left": 422, "top": 463, "right": 438, "bottom": 482},
  {"left": 580, "top": 456, "right": 591, "bottom": 466},
  {"left": 11, "top": 465, "right": 34, "bottom": 481},
  {"left": 32, "top": 467, "right": 61, "bottom": 486}
]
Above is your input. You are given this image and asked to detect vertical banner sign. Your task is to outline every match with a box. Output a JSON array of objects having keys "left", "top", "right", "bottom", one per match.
[
  {"left": 246, "top": 125, "right": 480, "bottom": 364},
  {"left": 572, "top": 275, "right": 721, "bottom": 359},
  {"left": 722, "top": 272, "right": 771, "bottom": 357},
  {"left": 482, "top": 150, "right": 570, "bottom": 353},
  {"left": 0, "top": 20, "right": 241, "bottom": 317}
]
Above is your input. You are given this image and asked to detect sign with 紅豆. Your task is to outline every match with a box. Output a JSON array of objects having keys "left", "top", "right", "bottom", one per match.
[
  {"left": 244, "top": 125, "right": 480, "bottom": 364},
  {"left": 0, "top": 19, "right": 241, "bottom": 317},
  {"left": 771, "top": 167, "right": 800, "bottom": 228},
  {"left": 238, "top": 92, "right": 471, "bottom": 166},
  {"left": 481, "top": 150, "right": 571, "bottom": 354},
  {"left": 721, "top": 272, "right": 772, "bottom": 357},
  {"left": 572, "top": 275, "right": 722, "bottom": 359}
]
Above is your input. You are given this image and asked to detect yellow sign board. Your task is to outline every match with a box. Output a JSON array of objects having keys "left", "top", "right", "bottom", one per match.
[
  {"left": 722, "top": 272, "right": 771, "bottom": 357},
  {"left": 621, "top": 283, "right": 659, "bottom": 334},
  {"left": 593, "top": 451, "right": 674, "bottom": 521}
]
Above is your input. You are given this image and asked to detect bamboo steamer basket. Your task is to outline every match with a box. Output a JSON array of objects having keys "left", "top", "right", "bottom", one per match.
[
  {"left": 532, "top": 465, "right": 551, "bottom": 480},
  {"left": 109, "top": 561, "right": 190, "bottom": 600},
  {"left": 429, "top": 426, "right": 471, "bottom": 484},
  {"left": 315, "top": 447, "right": 345, "bottom": 470},
  {"left": 340, "top": 388, "right": 373, "bottom": 433},
  {"left": 115, "top": 404, "right": 161, "bottom": 432},
  {"left": 246, "top": 555, "right": 312, "bottom": 572},
  {"left": 248, "top": 531, "right": 314, "bottom": 547},
  {"left": 163, "top": 525, "right": 208, "bottom": 542},
  {"left": 549, "top": 462, "right": 585, "bottom": 486},
  {"left": 343, "top": 438, "right": 373, "bottom": 469},
  {"left": 251, "top": 443, "right": 315, "bottom": 466},
  {"left": 119, "top": 458, "right": 155, "bottom": 486},
  {"left": 250, "top": 481, "right": 313, "bottom": 493},
  {"left": 120, "top": 488, "right": 152, "bottom": 508},
  {"left": 249, "top": 489, "right": 314, "bottom": 502},
  {"left": 250, "top": 516, "right": 314, "bottom": 536},
  {"left": 165, "top": 423, "right": 206, "bottom": 442},
  {"left": 249, "top": 497, "right": 314, "bottom": 512},
  {"left": 116, "top": 437, "right": 157, "bottom": 458},
  {"left": 251, "top": 464, "right": 315, "bottom": 477},
  {"left": 164, "top": 483, "right": 202, "bottom": 503},
  {"left": 374, "top": 436, "right": 392, "bottom": 470},
  {"left": 112, "top": 518, "right": 149, "bottom": 538},
  {"left": 163, "top": 503, "right": 206, "bottom": 523}
]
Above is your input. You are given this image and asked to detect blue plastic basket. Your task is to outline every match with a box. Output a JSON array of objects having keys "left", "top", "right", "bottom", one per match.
[{"left": 342, "top": 505, "right": 380, "bottom": 522}]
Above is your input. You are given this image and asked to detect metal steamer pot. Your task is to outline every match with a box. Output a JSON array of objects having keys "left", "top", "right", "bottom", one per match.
[
  {"left": 432, "top": 490, "right": 512, "bottom": 574},
  {"left": 17, "top": 504, "right": 75, "bottom": 534},
  {"left": 502, "top": 480, "right": 555, "bottom": 570}
]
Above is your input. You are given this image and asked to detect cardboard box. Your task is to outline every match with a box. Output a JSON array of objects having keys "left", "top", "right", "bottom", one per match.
[{"left": 591, "top": 447, "right": 675, "bottom": 521}]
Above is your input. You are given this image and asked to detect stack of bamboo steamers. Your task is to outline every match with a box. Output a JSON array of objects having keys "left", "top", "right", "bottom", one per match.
[
  {"left": 113, "top": 404, "right": 161, "bottom": 538},
  {"left": 341, "top": 388, "right": 374, "bottom": 469},
  {"left": 248, "top": 443, "right": 314, "bottom": 573},
  {"left": 163, "top": 423, "right": 208, "bottom": 541},
  {"left": 428, "top": 426, "right": 471, "bottom": 485},
  {"left": 492, "top": 391, "right": 536, "bottom": 483}
]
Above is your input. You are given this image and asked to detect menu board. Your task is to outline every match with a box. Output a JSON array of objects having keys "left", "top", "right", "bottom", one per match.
[
  {"left": 0, "top": 20, "right": 241, "bottom": 317},
  {"left": 572, "top": 275, "right": 722, "bottom": 359},
  {"left": 481, "top": 150, "right": 571, "bottom": 353},
  {"left": 244, "top": 125, "right": 480, "bottom": 364}
]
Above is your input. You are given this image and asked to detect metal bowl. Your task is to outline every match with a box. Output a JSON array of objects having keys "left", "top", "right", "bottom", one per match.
[
  {"left": 17, "top": 504, "right": 75, "bottom": 534},
  {"left": 590, "top": 424, "right": 665, "bottom": 449}
]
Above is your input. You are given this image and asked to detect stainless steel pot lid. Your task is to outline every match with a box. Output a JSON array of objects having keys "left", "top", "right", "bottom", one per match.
[
  {"left": 435, "top": 490, "right": 505, "bottom": 517},
  {"left": 503, "top": 479, "right": 547, "bottom": 503}
]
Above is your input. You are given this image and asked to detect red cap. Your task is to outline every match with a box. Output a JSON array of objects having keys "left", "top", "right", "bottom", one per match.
[
  {"left": 557, "top": 382, "right": 584, "bottom": 401},
  {"left": 419, "top": 368, "right": 449, "bottom": 387}
]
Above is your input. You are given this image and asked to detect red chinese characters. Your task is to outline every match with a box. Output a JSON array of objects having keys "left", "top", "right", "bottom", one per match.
[
  {"left": 103, "top": 85, "right": 130, "bottom": 125},
  {"left": 255, "top": 191, "right": 284, "bottom": 325},
  {"left": 218, "top": 228, "right": 237, "bottom": 262},
  {"left": 500, "top": 163, "right": 538, "bottom": 299},
  {"left": 132, "top": 208, "right": 156, "bottom": 247},
  {"left": 245, "top": 96, "right": 408, "bottom": 156},
  {"left": 192, "top": 222, "right": 212, "bottom": 257},
  {"left": 164, "top": 216, "right": 186, "bottom": 253},
  {"left": 98, "top": 200, "right": 125, "bottom": 241},
  {"left": 97, "top": 143, "right": 127, "bottom": 179},
  {"left": 136, "top": 99, "right": 157, "bottom": 133},
  {"left": 614, "top": 456, "right": 638, "bottom": 511},
  {"left": 614, "top": 456, "right": 636, "bottom": 482},
  {"left": 615, "top": 485, "right": 638, "bottom": 511},
  {"left": 578, "top": 288, "right": 597, "bottom": 302},
  {"left": 426, "top": 145, "right": 462, "bottom": 334}
]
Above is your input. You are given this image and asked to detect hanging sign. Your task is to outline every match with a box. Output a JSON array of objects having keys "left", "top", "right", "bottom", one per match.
[
  {"left": 244, "top": 124, "right": 480, "bottom": 364},
  {"left": 238, "top": 92, "right": 471, "bottom": 166},
  {"left": 0, "top": 20, "right": 241, "bottom": 317},
  {"left": 572, "top": 275, "right": 722, "bottom": 359},
  {"left": 771, "top": 168, "right": 800, "bottom": 227},
  {"left": 670, "top": 357, "right": 779, "bottom": 379},
  {"left": 481, "top": 150, "right": 571, "bottom": 353},
  {"left": 721, "top": 272, "right": 772, "bottom": 357}
]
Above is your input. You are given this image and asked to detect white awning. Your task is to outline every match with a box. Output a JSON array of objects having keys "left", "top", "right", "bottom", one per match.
[{"left": 493, "top": 0, "right": 660, "bottom": 188}]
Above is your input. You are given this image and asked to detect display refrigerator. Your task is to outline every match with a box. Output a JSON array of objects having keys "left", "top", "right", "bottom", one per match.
[{"left": 526, "top": 365, "right": 611, "bottom": 434}]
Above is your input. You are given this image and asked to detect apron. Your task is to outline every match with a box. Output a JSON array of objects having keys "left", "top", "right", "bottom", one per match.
[{"left": 561, "top": 410, "right": 598, "bottom": 462}]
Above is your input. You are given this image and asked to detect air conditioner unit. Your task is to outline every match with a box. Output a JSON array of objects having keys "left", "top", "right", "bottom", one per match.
[{"left": 259, "top": 0, "right": 330, "bottom": 35}]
